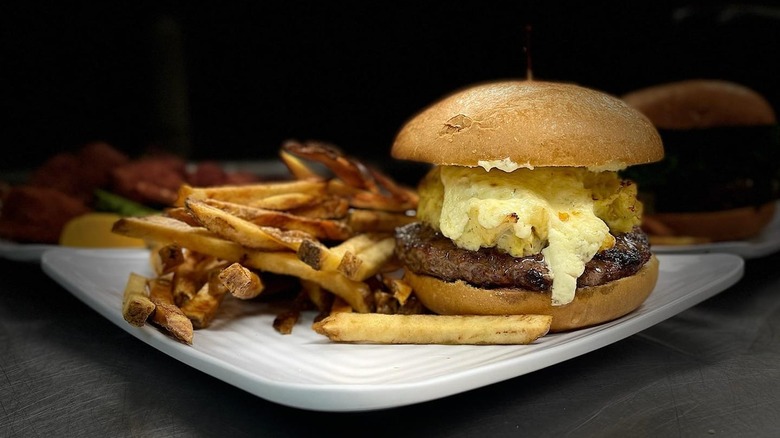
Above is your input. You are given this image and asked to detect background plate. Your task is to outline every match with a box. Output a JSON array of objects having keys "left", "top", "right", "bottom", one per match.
[
  {"left": 651, "top": 201, "right": 780, "bottom": 259},
  {"left": 0, "top": 239, "right": 55, "bottom": 262},
  {"left": 41, "top": 248, "right": 744, "bottom": 412}
]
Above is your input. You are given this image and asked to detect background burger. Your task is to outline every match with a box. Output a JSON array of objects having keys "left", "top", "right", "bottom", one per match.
[
  {"left": 391, "top": 80, "right": 664, "bottom": 332},
  {"left": 621, "top": 79, "right": 780, "bottom": 243}
]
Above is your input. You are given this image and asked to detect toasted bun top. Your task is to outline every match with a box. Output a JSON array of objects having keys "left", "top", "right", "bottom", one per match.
[
  {"left": 391, "top": 80, "right": 664, "bottom": 170},
  {"left": 621, "top": 79, "right": 776, "bottom": 129}
]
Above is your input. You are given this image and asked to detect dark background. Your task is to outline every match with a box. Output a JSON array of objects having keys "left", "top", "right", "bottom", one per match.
[{"left": 3, "top": 1, "right": 779, "bottom": 176}]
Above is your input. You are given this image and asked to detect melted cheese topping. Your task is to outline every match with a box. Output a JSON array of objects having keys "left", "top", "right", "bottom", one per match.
[{"left": 417, "top": 166, "right": 642, "bottom": 306}]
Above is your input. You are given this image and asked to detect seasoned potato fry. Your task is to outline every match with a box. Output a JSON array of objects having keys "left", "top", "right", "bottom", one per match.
[
  {"left": 113, "top": 216, "right": 258, "bottom": 257},
  {"left": 114, "top": 215, "right": 373, "bottom": 312},
  {"left": 121, "top": 272, "right": 155, "bottom": 327},
  {"left": 180, "top": 270, "right": 229, "bottom": 329},
  {"left": 218, "top": 262, "right": 264, "bottom": 299},
  {"left": 175, "top": 180, "right": 327, "bottom": 207},
  {"left": 347, "top": 209, "right": 417, "bottom": 233},
  {"left": 312, "top": 313, "right": 552, "bottom": 345},
  {"left": 272, "top": 289, "right": 312, "bottom": 335},
  {"left": 337, "top": 235, "right": 396, "bottom": 281},
  {"left": 381, "top": 275, "right": 413, "bottom": 306},
  {"left": 287, "top": 195, "right": 350, "bottom": 219},
  {"left": 194, "top": 198, "right": 353, "bottom": 241},
  {"left": 247, "top": 192, "right": 321, "bottom": 211},
  {"left": 185, "top": 199, "right": 305, "bottom": 251},
  {"left": 171, "top": 257, "right": 204, "bottom": 305},
  {"left": 157, "top": 244, "right": 185, "bottom": 274},
  {"left": 148, "top": 278, "right": 193, "bottom": 344},
  {"left": 279, "top": 148, "right": 324, "bottom": 181}
]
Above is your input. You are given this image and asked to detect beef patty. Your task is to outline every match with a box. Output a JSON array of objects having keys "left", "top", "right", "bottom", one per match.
[{"left": 395, "top": 222, "right": 652, "bottom": 291}]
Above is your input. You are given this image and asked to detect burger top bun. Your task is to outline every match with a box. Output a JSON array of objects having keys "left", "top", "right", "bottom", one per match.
[
  {"left": 621, "top": 79, "right": 777, "bottom": 129},
  {"left": 392, "top": 80, "right": 664, "bottom": 170}
]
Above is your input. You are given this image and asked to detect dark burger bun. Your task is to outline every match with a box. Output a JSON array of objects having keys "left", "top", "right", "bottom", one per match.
[
  {"left": 622, "top": 79, "right": 778, "bottom": 242},
  {"left": 647, "top": 202, "right": 776, "bottom": 243},
  {"left": 621, "top": 79, "right": 776, "bottom": 129},
  {"left": 405, "top": 256, "right": 660, "bottom": 332},
  {"left": 392, "top": 80, "right": 664, "bottom": 169}
]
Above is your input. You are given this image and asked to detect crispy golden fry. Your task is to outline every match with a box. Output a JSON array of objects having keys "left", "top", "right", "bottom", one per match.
[
  {"left": 306, "top": 233, "right": 388, "bottom": 271},
  {"left": 299, "top": 280, "right": 330, "bottom": 312},
  {"left": 287, "top": 195, "right": 350, "bottom": 220},
  {"left": 327, "top": 179, "right": 416, "bottom": 212},
  {"left": 313, "top": 313, "right": 552, "bottom": 345},
  {"left": 329, "top": 295, "right": 353, "bottom": 314},
  {"left": 337, "top": 235, "right": 396, "bottom": 281},
  {"left": 347, "top": 209, "right": 417, "bottom": 233},
  {"left": 283, "top": 140, "right": 377, "bottom": 191},
  {"left": 296, "top": 238, "right": 340, "bottom": 271},
  {"left": 247, "top": 192, "right": 321, "bottom": 211},
  {"left": 185, "top": 199, "right": 306, "bottom": 251},
  {"left": 272, "top": 289, "right": 312, "bottom": 335},
  {"left": 121, "top": 272, "right": 155, "bottom": 327},
  {"left": 170, "top": 252, "right": 221, "bottom": 305},
  {"left": 218, "top": 262, "right": 264, "bottom": 299},
  {"left": 172, "top": 260, "right": 203, "bottom": 305},
  {"left": 163, "top": 207, "right": 200, "bottom": 226},
  {"left": 175, "top": 180, "right": 327, "bottom": 207},
  {"left": 195, "top": 198, "right": 353, "bottom": 241},
  {"left": 381, "top": 275, "right": 413, "bottom": 306},
  {"left": 113, "top": 216, "right": 257, "bottom": 258},
  {"left": 295, "top": 232, "right": 392, "bottom": 277},
  {"left": 115, "top": 215, "right": 373, "bottom": 312},
  {"left": 279, "top": 148, "right": 325, "bottom": 181},
  {"left": 157, "top": 244, "right": 185, "bottom": 274},
  {"left": 180, "top": 270, "right": 229, "bottom": 329},
  {"left": 148, "top": 278, "right": 193, "bottom": 344}
]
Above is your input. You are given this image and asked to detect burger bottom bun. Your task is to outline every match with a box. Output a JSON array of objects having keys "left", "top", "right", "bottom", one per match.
[
  {"left": 404, "top": 255, "right": 660, "bottom": 332},
  {"left": 645, "top": 202, "right": 776, "bottom": 243}
]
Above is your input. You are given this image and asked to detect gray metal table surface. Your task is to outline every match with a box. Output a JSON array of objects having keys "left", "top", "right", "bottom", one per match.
[{"left": 1, "top": 251, "right": 779, "bottom": 438}]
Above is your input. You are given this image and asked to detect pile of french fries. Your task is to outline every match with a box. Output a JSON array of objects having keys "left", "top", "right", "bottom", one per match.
[{"left": 114, "top": 141, "right": 551, "bottom": 345}]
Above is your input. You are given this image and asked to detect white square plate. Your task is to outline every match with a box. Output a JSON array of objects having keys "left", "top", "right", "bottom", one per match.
[{"left": 41, "top": 248, "right": 744, "bottom": 412}]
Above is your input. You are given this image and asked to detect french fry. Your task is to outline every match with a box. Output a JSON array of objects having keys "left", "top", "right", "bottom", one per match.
[
  {"left": 157, "top": 244, "right": 185, "bottom": 274},
  {"left": 115, "top": 215, "right": 373, "bottom": 312},
  {"left": 113, "top": 216, "right": 259, "bottom": 259},
  {"left": 194, "top": 198, "right": 353, "bottom": 241},
  {"left": 287, "top": 195, "right": 350, "bottom": 219},
  {"left": 283, "top": 140, "right": 378, "bottom": 191},
  {"left": 347, "top": 209, "right": 417, "bottom": 233},
  {"left": 272, "top": 289, "right": 312, "bottom": 335},
  {"left": 175, "top": 180, "right": 327, "bottom": 207},
  {"left": 327, "top": 179, "right": 415, "bottom": 212},
  {"left": 218, "top": 262, "right": 264, "bottom": 299},
  {"left": 296, "top": 232, "right": 392, "bottom": 273},
  {"left": 185, "top": 199, "right": 304, "bottom": 251},
  {"left": 300, "top": 279, "right": 330, "bottom": 312},
  {"left": 148, "top": 277, "right": 193, "bottom": 344},
  {"left": 121, "top": 272, "right": 155, "bottom": 327},
  {"left": 337, "top": 235, "right": 396, "bottom": 281},
  {"left": 172, "top": 263, "right": 203, "bottom": 305},
  {"left": 279, "top": 148, "right": 324, "bottom": 181},
  {"left": 381, "top": 275, "right": 413, "bottom": 306},
  {"left": 312, "top": 313, "right": 552, "bottom": 345},
  {"left": 247, "top": 192, "right": 321, "bottom": 211},
  {"left": 180, "top": 270, "right": 229, "bottom": 329},
  {"left": 329, "top": 295, "right": 353, "bottom": 314}
]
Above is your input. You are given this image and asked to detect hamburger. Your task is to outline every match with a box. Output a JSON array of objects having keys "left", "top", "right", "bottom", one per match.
[
  {"left": 621, "top": 79, "right": 780, "bottom": 243},
  {"left": 391, "top": 80, "right": 664, "bottom": 332}
]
